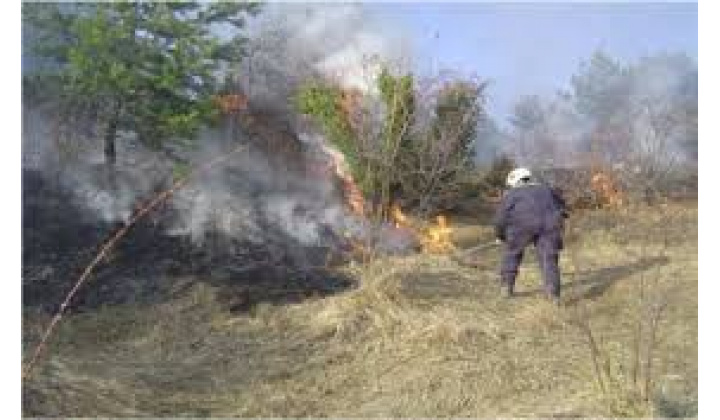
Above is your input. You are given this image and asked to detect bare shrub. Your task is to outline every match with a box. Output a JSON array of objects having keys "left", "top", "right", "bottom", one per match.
[{"left": 562, "top": 201, "right": 689, "bottom": 416}]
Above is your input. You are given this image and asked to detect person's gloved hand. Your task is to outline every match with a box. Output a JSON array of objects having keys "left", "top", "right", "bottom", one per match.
[{"left": 495, "top": 226, "right": 506, "bottom": 243}]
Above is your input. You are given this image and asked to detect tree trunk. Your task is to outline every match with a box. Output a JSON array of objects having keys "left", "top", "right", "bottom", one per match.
[
  {"left": 103, "top": 117, "right": 120, "bottom": 220},
  {"left": 104, "top": 118, "right": 118, "bottom": 165}
]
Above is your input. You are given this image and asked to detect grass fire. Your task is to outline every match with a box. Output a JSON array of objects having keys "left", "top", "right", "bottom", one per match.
[{"left": 21, "top": 2, "right": 697, "bottom": 418}]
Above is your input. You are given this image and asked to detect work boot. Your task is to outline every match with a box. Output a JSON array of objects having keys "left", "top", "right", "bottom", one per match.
[
  {"left": 500, "top": 284, "right": 514, "bottom": 299},
  {"left": 548, "top": 294, "right": 562, "bottom": 307}
]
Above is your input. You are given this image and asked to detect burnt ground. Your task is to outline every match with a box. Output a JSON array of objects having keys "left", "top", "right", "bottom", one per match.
[{"left": 22, "top": 169, "right": 355, "bottom": 315}]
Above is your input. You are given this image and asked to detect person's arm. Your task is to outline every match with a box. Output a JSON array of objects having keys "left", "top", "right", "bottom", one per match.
[
  {"left": 551, "top": 187, "right": 569, "bottom": 218},
  {"left": 493, "top": 192, "right": 514, "bottom": 241}
]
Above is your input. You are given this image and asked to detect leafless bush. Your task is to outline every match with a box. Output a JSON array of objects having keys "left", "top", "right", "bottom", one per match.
[
  {"left": 562, "top": 202, "right": 687, "bottom": 416},
  {"left": 611, "top": 102, "right": 697, "bottom": 205}
]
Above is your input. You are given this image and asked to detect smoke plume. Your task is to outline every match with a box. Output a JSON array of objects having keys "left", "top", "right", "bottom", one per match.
[{"left": 22, "top": 3, "right": 413, "bottom": 254}]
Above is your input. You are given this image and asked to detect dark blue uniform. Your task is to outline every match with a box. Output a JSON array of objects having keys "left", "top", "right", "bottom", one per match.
[{"left": 494, "top": 183, "right": 567, "bottom": 298}]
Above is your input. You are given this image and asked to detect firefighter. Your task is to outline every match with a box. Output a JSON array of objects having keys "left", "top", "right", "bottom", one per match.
[{"left": 494, "top": 168, "right": 568, "bottom": 305}]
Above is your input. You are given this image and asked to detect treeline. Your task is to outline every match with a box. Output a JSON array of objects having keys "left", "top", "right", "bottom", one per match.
[{"left": 23, "top": 3, "right": 697, "bottom": 218}]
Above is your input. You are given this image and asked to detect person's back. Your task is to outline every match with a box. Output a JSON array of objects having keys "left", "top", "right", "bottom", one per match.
[{"left": 497, "top": 183, "right": 566, "bottom": 234}]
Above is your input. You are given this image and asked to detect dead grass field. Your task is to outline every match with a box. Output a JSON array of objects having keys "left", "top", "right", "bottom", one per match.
[{"left": 22, "top": 200, "right": 697, "bottom": 417}]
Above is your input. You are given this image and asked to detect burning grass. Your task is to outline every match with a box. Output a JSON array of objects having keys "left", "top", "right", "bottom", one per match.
[
  {"left": 23, "top": 201, "right": 697, "bottom": 417},
  {"left": 389, "top": 204, "right": 457, "bottom": 254}
]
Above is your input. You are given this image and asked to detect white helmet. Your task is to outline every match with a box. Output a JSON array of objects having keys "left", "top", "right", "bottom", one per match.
[{"left": 506, "top": 167, "right": 532, "bottom": 188}]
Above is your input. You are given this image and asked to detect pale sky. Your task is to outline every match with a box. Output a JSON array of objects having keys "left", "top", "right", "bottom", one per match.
[{"left": 366, "top": 2, "right": 698, "bottom": 124}]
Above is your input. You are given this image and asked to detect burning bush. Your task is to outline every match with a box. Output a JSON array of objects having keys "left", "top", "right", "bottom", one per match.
[
  {"left": 389, "top": 204, "right": 456, "bottom": 255},
  {"left": 295, "top": 68, "right": 490, "bottom": 219}
]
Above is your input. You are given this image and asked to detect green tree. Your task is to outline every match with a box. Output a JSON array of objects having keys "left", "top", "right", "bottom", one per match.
[
  {"left": 402, "top": 79, "right": 485, "bottom": 212},
  {"left": 294, "top": 82, "right": 361, "bottom": 181},
  {"left": 377, "top": 68, "right": 415, "bottom": 155},
  {"left": 374, "top": 68, "right": 416, "bottom": 215},
  {"left": 23, "top": 2, "right": 261, "bottom": 165},
  {"left": 431, "top": 81, "right": 483, "bottom": 167},
  {"left": 294, "top": 68, "right": 418, "bottom": 216},
  {"left": 296, "top": 69, "right": 488, "bottom": 216}
]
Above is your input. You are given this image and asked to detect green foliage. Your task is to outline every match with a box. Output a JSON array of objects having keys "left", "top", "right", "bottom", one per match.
[
  {"left": 373, "top": 68, "right": 418, "bottom": 214},
  {"left": 377, "top": 68, "right": 415, "bottom": 154},
  {"left": 295, "top": 69, "right": 419, "bottom": 207},
  {"left": 23, "top": 2, "right": 260, "bottom": 162},
  {"left": 294, "top": 69, "right": 417, "bottom": 213},
  {"left": 172, "top": 161, "right": 192, "bottom": 182},
  {"left": 294, "top": 83, "right": 359, "bottom": 172},
  {"left": 394, "top": 79, "right": 486, "bottom": 212},
  {"left": 295, "top": 68, "right": 488, "bottom": 216}
]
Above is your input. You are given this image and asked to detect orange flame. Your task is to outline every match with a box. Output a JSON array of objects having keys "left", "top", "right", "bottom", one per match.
[
  {"left": 323, "top": 145, "right": 365, "bottom": 215},
  {"left": 421, "top": 214, "right": 455, "bottom": 254},
  {"left": 344, "top": 179, "right": 365, "bottom": 216},
  {"left": 390, "top": 202, "right": 410, "bottom": 229},
  {"left": 389, "top": 204, "right": 455, "bottom": 254},
  {"left": 213, "top": 93, "right": 248, "bottom": 114}
]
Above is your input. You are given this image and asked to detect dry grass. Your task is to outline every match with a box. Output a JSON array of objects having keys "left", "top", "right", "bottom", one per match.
[{"left": 23, "top": 201, "right": 697, "bottom": 417}]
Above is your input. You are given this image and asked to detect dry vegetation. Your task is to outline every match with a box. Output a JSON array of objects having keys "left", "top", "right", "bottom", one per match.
[{"left": 22, "top": 200, "right": 697, "bottom": 417}]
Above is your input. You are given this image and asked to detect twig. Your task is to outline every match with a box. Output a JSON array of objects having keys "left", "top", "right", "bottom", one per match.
[{"left": 577, "top": 313, "right": 607, "bottom": 393}]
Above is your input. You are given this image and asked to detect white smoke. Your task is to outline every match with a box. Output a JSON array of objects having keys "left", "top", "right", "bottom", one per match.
[
  {"left": 247, "top": 3, "right": 410, "bottom": 98},
  {"left": 22, "top": 3, "right": 415, "bottom": 251},
  {"left": 503, "top": 52, "right": 697, "bottom": 172}
]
